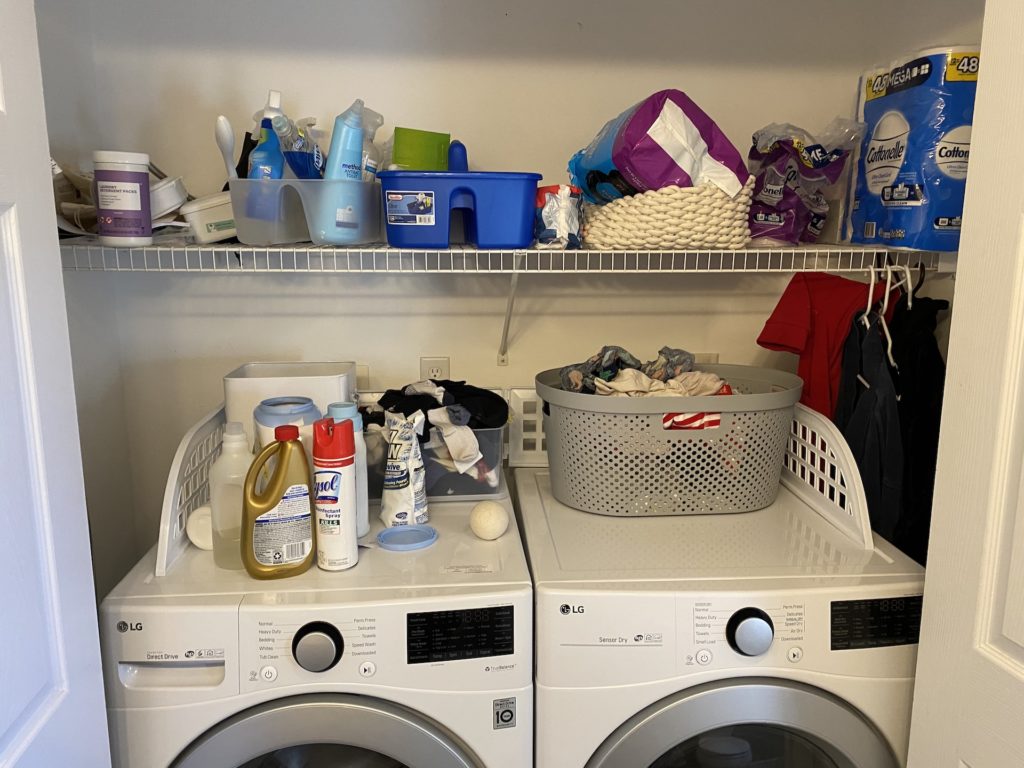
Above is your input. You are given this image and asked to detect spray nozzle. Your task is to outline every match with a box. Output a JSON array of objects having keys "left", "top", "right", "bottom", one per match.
[{"left": 363, "top": 107, "right": 384, "bottom": 140}]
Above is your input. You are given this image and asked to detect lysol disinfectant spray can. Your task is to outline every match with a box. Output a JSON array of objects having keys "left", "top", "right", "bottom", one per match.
[{"left": 312, "top": 417, "right": 358, "bottom": 571}]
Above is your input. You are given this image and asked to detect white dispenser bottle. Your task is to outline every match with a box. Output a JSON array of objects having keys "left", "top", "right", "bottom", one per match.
[
  {"left": 211, "top": 421, "right": 253, "bottom": 570},
  {"left": 328, "top": 402, "right": 369, "bottom": 537}
]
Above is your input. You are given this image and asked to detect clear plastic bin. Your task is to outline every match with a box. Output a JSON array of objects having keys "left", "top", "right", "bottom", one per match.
[
  {"left": 229, "top": 179, "right": 380, "bottom": 246},
  {"left": 365, "top": 425, "right": 505, "bottom": 500}
]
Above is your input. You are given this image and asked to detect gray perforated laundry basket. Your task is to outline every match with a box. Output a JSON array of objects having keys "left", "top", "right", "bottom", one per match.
[{"left": 536, "top": 364, "right": 803, "bottom": 516}]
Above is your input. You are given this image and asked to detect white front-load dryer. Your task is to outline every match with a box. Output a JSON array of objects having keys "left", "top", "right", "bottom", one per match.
[
  {"left": 100, "top": 496, "right": 532, "bottom": 768},
  {"left": 515, "top": 468, "right": 924, "bottom": 768}
]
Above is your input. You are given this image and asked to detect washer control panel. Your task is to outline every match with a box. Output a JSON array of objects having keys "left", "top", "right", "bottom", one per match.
[{"left": 239, "top": 593, "right": 530, "bottom": 693}]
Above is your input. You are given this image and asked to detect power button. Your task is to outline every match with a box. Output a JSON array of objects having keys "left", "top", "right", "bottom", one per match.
[
  {"left": 260, "top": 665, "right": 278, "bottom": 682},
  {"left": 695, "top": 649, "right": 713, "bottom": 666}
]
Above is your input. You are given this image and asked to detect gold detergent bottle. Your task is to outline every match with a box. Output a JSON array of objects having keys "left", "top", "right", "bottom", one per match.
[{"left": 242, "top": 424, "right": 316, "bottom": 579}]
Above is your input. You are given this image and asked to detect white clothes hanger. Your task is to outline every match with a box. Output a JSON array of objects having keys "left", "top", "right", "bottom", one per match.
[
  {"left": 902, "top": 264, "right": 914, "bottom": 309},
  {"left": 863, "top": 265, "right": 876, "bottom": 328}
]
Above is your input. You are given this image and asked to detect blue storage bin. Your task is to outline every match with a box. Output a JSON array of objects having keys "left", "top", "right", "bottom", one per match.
[{"left": 378, "top": 141, "right": 541, "bottom": 249}]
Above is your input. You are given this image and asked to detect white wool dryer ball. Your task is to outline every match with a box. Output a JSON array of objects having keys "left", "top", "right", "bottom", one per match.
[
  {"left": 186, "top": 505, "right": 213, "bottom": 551},
  {"left": 470, "top": 500, "right": 510, "bottom": 540}
]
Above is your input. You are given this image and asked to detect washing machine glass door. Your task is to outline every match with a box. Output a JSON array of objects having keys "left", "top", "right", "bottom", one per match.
[
  {"left": 171, "top": 694, "right": 481, "bottom": 768},
  {"left": 586, "top": 679, "right": 900, "bottom": 768}
]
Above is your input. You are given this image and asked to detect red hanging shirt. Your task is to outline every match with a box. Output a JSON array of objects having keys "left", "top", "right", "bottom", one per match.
[{"left": 757, "top": 273, "right": 892, "bottom": 419}]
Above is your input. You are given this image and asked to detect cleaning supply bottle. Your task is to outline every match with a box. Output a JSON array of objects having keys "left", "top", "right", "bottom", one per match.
[
  {"left": 242, "top": 424, "right": 315, "bottom": 579},
  {"left": 312, "top": 418, "right": 358, "bottom": 571},
  {"left": 328, "top": 402, "right": 369, "bottom": 537},
  {"left": 272, "top": 114, "right": 325, "bottom": 179},
  {"left": 323, "top": 99, "right": 365, "bottom": 181},
  {"left": 247, "top": 90, "right": 285, "bottom": 180},
  {"left": 210, "top": 421, "right": 252, "bottom": 570},
  {"left": 361, "top": 107, "right": 384, "bottom": 181}
]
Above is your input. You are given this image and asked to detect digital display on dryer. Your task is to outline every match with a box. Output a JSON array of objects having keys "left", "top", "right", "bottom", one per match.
[
  {"left": 407, "top": 605, "right": 514, "bottom": 664},
  {"left": 830, "top": 595, "right": 923, "bottom": 650}
]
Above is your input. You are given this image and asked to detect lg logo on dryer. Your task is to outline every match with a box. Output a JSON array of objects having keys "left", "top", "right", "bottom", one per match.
[
  {"left": 559, "top": 604, "right": 584, "bottom": 615},
  {"left": 116, "top": 621, "right": 143, "bottom": 633}
]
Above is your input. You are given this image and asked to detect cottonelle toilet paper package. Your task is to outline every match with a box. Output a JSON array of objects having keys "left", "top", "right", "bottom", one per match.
[{"left": 849, "top": 46, "right": 979, "bottom": 252}]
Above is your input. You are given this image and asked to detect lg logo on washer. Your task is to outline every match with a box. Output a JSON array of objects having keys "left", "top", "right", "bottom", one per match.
[
  {"left": 559, "top": 604, "right": 584, "bottom": 615},
  {"left": 116, "top": 621, "right": 143, "bottom": 633}
]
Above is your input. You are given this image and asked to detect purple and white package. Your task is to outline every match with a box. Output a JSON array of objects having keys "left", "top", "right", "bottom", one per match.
[
  {"left": 568, "top": 90, "right": 749, "bottom": 205},
  {"left": 746, "top": 121, "right": 863, "bottom": 244}
]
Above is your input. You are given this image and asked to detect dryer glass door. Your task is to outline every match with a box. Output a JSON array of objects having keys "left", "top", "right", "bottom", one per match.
[
  {"left": 586, "top": 679, "right": 899, "bottom": 768},
  {"left": 172, "top": 693, "right": 481, "bottom": 768},
  {"left": 649, "top": 723, "right": 841, "bottom": 767}
]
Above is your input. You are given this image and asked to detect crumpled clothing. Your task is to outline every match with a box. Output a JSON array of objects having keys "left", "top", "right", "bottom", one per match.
[
  {"left": 560, "top": 345, "right": 697, "bottom": 393},
  {"left": 640, "top": 346, "right": 696, "bottom": 382},
  {"left": 427, "top": 405, "right": 482, "bottom": 473},
  {"left": 560, "top": 345, "right": 642, "bottom": 393},
  {"left": 404, "top": 380, "right": 448, "bottom": 404},
  {"left": 373, "top": 380, "right": 508, "bottom": 430},
  {"left": 593, "top": 368, "right": 730, "bottom": 398}
]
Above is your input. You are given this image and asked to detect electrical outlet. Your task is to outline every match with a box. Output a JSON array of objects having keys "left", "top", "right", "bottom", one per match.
[
  {"left": 693, "top": 352, "right": 720, "bottom": 364},
  {"left": 420, "top": 356, "right": 450, "bottom": 381}
]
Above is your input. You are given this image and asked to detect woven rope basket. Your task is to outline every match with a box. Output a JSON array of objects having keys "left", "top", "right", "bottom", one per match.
[{"left": 582, "top": 175, "right": 755, "bottom": 250}]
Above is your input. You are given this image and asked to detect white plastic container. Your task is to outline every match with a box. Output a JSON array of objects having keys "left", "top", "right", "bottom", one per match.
[
  {"left": 223, "top": 361, "right": 356, "bottom": 448},
  {"left": 209, "top": 422, "right": 252, "bottom": 570},
  {"left": 92, "top": 150, "right": 152, "bottom": 246},
  {"left": 149, "top": 176, "right": 188, "bottom": 220},
  {"left": 181, "top": 192, "right": 236, "bottom": 243}
]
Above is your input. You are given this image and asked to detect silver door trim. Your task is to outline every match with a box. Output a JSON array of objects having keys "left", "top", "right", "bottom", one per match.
[
  {"left": 585, "top": 677, "right": 900, "bottom": 768},
  {"left": 171, "top": 693, "right": 482, "bottom": 768}
]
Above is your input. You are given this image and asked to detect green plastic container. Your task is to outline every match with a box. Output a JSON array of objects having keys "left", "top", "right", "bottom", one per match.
[{"left": 391, "top": 127, "right": 450, "bottom": 171}]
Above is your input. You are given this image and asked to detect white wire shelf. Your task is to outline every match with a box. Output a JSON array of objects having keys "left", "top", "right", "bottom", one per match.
[{"left": 59, "top": 237, "right": 944, "bottom": 274}]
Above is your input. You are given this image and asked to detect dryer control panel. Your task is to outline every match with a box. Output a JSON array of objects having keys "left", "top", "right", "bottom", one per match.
[{"left": 536, "top": 587, "right": 922, "bottom": 687}]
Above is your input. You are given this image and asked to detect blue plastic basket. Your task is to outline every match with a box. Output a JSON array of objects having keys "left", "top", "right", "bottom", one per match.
[{"left": 378, "top": 141, "right": 540, "bottom": 249}]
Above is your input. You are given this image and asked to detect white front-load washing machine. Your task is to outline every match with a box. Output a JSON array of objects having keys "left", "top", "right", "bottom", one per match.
[
  {"left": 516, "top": 462, "right": 924, "bottom": 768},
  {"left": 100, "top": 496, "right": 532, "bottom": 768}
]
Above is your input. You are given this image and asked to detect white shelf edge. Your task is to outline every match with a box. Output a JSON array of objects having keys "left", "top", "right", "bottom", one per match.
[{"left": 59, "top": 238, "right": 945, "bottom": 274}]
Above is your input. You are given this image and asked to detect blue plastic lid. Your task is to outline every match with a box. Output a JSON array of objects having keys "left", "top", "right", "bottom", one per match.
[
  {"left": 377, "top": 525, "right": 438, "bottom": 551},
  {"left": 327, "top": 401, "right": 363, "bottom": 431},
  {"left": 254, "top": 396, "right": 321, "bottom": 426}
]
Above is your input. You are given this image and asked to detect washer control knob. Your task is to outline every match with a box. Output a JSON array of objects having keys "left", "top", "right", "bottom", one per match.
[
  {"left": 292, "top": 622, "right": 344, "bottom": 673},
  {"left": 726, "top": 608, "right": 774, "bottom": 657}
]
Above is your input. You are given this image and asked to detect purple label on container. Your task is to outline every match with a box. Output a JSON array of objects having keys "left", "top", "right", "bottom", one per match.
[{"left": 94, "top": 169, "right": 151, "bottom": 237}]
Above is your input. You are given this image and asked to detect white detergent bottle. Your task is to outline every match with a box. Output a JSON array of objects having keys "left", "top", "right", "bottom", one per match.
[
  {"left": 211, "top": 421, "right": 253, "bottom": 570},
  {"left": 328, "top": 402, "right": 369, "bottom": 537}
]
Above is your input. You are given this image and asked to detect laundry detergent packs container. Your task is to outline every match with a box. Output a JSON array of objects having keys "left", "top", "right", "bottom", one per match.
[
  {"left": 378, "top": 141, "right": 541, "bottom": 249},
  {"left": 536, "top": 364, "right": 802, "bottom": 516}
]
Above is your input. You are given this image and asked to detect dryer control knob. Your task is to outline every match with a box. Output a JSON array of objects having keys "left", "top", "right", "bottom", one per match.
[
  {"left": 726, "top": 608, "right": 774, "bottom": 657},
  {"left": 292, "top": 622, "right": 344, "bottom": 673}
]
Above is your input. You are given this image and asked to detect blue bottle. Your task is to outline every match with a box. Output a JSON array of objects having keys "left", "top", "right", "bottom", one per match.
[
  {"left": 272, "top": 115, "right": 324, "bottom": 180},
  {"left": 323, "top": 99, "right": 364, "bottom": 181},
  {"left": 247, "top": 90, "right": 285, "bottom": 180}
]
